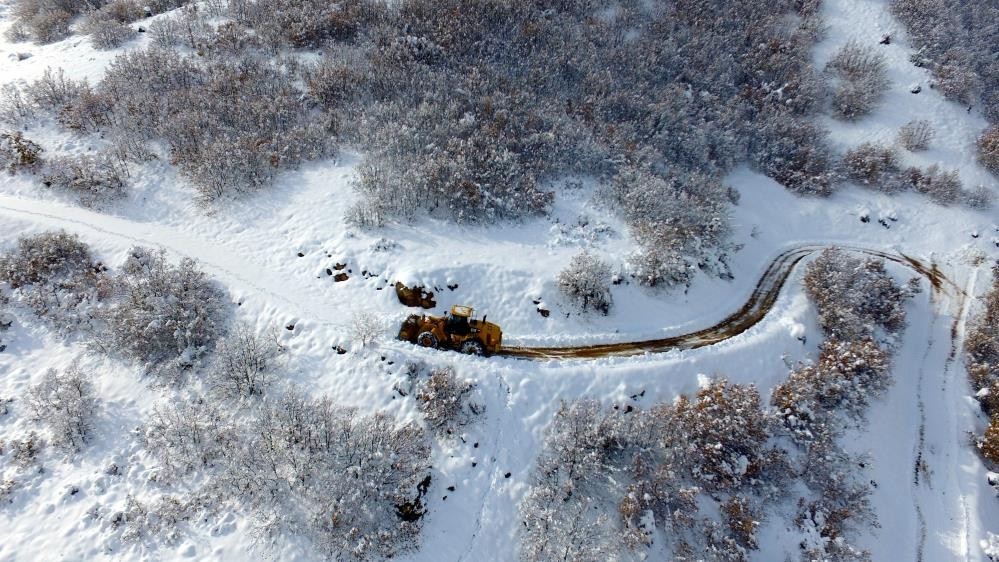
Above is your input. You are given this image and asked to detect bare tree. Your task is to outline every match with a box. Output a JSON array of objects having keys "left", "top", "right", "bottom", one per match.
[
  {"left": 415, "top": 367, "right": 483, "bottom": 438},
  {"left": 207, "top": 327, "right": 283, "bottom": 399},
  {"left": 26, "top": 364, "right": 98, "bottom": 452}
]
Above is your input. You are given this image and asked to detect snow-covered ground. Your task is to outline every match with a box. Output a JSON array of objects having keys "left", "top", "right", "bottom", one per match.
[{"left": 1, "top": 0, "right": 999, "bottom": 560}]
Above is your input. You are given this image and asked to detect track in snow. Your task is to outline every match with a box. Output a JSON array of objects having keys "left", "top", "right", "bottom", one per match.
[
  {"left": 500, "top": 245, "right": 960, "bottom": 360},
  {"left": 0, "top": 195, "right": 961, "bottom": 362}
]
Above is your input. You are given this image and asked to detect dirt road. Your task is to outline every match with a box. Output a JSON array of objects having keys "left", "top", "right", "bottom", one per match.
[{"left": 500, "top": 245, "right": 958, "bottom": 360}]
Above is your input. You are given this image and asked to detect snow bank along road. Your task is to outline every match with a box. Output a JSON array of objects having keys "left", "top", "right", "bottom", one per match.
[{"left": 0, "top": 194, "right": 961, "bottom": 361}]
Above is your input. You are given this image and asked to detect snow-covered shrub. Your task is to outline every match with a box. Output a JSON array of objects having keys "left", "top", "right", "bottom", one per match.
[
  {"left": 842, "top": 143, "right": 900, "bottom": 191},
  {"left": 336, "top": 0, "right": 832, "bottom": 226},
  {"left": 40, "top": 152, "right": 128, "bottom": 204},
  {"left": 674, "top": 381, "right": 782, "bottom": 491},
  {"left": 0, "top": 231, "right": 106, "bottom": 333},
  {"left": 0, "top": 230, "right": 93, "bottom": 288},
  {"left": 93, "top": 49, "right": 335, "bottom": 202},
  {"left": 304, "top": 58, "right": 365, "bottom": 111},
  {"left": 142, "top": 388, "right": 433, "bottom": 557},
  {"left": 348, "top": 308, "right": 388, "bottom": 348},
  {"left": 415, "top": 367, "right": 482, "bottom": 438},
  {"left": 557, "top": 251, "right": 613, "bottom": 314},
  {"left": 243, "top": 392, "right": 431, "bottom": 559},
  {"left": 97, "top": 247, "right": 228, "bottom": 373},
  {"left": 113, "top": 493, "right": 201, "bottom": 546},
  {"left": 92, "top": 0, "right": 143, "bottom": 23},
  {"left": 967, "top": 268, "right": 999, "bottom": 410},
  {"left": 22, "top": 68, "right": 88, "bottom": 115},
  {"left": 772, "top": 339, "right": 891, "bottom": 440},
  {"left": 0, "top": 84, "right": 35, "bottom": 125},
  {"left": 803, "top": 249, "right": 909, "bottom": 341},
  {"left": 720, "top": 496, "right": 760, "bottom": 552},
  {"left": 147, "top": 6, "right": 213, "bottom": 49},
  {"left": 0, "top": 295, "right": 10, "bottom": 353},
  {"left": 980, "top": 126, "right": 999, "bottom": 175},
  {"left": 0, "top": 130, "right": 43, "bottom": 174},
  {"left": 795, "top": 433, "right": 876, "bottom": 562},
  {"left": 897, "top": 119, "right": 934, "bottom": 151},
  {"left": 207, "top": 327, "right": 283, "bottom": 399},
  {"left": 232, "top": 0, "right": 378, "bottom": 49},
  {"left": 26, "top": 364, "right": 98, "bottom": 452},
  {"left": 352, "top": 98, "right": 556, "bottom": 223},
  {"left": 79, "top": 0, "right": 144, "bottom": 48},
  {"left": 901, "top": 164, "right": 963, "bottom": 206},
  {"left": 980, "top": 417, "right": 999, "bottom": 465},
  {"left": 750, "top": 114, "right": 838, "bottom": 196},
  {"left": 11, "top": 432, "right": 44, "bottom": 467},
  {"left": 611, "top": 167, "right": 732, "bottom": 289},
  {"left": 521, "top": 380, "right": 788, "bottom": 561},
  {"left": 890, "top": 0, "right": 998, "bottom": 121},
  {"left": 80, "top": 16, "right": 136, "bottom": 49},
  {"left": 6, "top": 0, "right": 78, "bottom": 43},
  {"left": 142, "top": 399, "right": 237, "bottom": 478},
  {"left": 0, "top": 478, "right": 16, "bottom": 505},
  {"left": 826, "top": 42, "right": 889, "bottom": 120},
  {"left": 520, "top": 399, "right": 629, "bottom": 561},
  {"left": 932, "top": 49, "right": 980, "bottom": 105},
  {"left": 965, "top": 185, "right": 995, "bottom": 210}
]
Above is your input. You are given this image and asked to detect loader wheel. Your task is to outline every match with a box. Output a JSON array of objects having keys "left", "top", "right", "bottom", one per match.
[
  {"left": 416, "top": 331, "right": 439, "bottom": 349},
  {"left": 460, "top": 340, "right": 485, "bottom": 356}
]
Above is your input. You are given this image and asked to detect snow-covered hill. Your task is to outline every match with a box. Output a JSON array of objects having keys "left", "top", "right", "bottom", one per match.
[{"left": 1, "top": 0, "right": 998, "bottom": 560}]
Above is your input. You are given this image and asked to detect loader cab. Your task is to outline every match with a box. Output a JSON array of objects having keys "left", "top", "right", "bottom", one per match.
[{"left": 446, "top": 305, "right": 473, "bottom": 336}]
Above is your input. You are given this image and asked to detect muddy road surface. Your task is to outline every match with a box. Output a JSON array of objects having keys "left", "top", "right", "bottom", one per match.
[{"left": 499, "top": 245, "right": 959, "bottom": 360}]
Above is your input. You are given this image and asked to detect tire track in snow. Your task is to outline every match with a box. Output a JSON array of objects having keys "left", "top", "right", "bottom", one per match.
[
  {"left": 501, "top": 245, "right": 959, "bottom": 360},
  {"left": 910, "top": 266, "right": 975, "bottom": 562},
  {"left": 457, "top": 374, "right": 513, "bottom": 562},
  {"left": 0, "top": 195, "right": 964, "bottom": 364},
  {"left": 941, "top": 271, "right": 976, "bottom": 562},
  {"left": 0, "top": 195, "right": 348, "bottom": 330},
  {"left": 911, "top": 306, "right": 938, "bottom": 562}
]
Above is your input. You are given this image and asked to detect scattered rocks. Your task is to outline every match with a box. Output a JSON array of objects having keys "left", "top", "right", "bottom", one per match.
[
  {"left": 537, "top": 307, "right": 550, "bottom": 318},
  {"left": 285, "top": 324, "right": 295, "bottom": 331},
  {"left": 333, "top": 272, "right": 349, "bottom": 282},
  {"left": 297, "top": 252, "right": 305, "bottom": 257},
  {"left": 504, "top": 472, "right": 512, "bottom": 479},
  {"left": 333, "top": 262, "right": 347, "bottom": 271},
  {"left": 879, "top": 33, "right": 891, "bottom": 45},
  {"left": 910, "top": 84, "right": 922, "bottom": 94}
]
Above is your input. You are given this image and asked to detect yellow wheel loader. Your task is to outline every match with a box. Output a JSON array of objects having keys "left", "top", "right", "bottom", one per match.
[{"left": 398, "top": 305, "right": 502, "bottom": 356}]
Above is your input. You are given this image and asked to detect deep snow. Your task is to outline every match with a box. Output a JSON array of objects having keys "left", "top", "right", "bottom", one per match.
[{"left": 1, "top": 0, "right": 998, "bottom": 560}]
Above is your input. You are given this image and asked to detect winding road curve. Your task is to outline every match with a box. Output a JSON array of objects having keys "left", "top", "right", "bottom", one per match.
[
  {"left": 0, "top": 194, "right": 959, "bottom": 362},
  {"left": 500, "top": 245, "right": 959, "bottom": 360}
]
